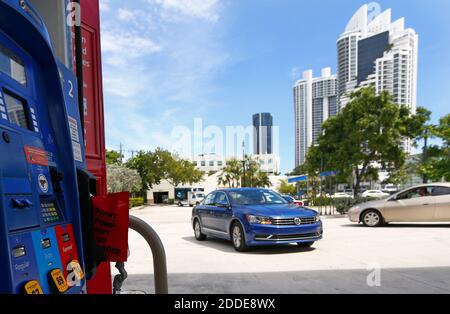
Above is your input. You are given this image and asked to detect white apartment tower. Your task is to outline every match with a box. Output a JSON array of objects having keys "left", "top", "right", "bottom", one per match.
[
  {"left": 294, "top": 68, "right": 338, "bottom": 167},
  {"left": 337, "top": 4, "right": 418, "bottom": 118}
]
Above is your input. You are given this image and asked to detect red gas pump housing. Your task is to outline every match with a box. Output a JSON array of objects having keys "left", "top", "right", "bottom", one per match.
[{"left": 78, "top": 0, "right": 112, "bottom": 294}]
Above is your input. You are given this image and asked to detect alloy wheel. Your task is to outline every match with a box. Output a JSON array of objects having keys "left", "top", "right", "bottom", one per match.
[
  {"left": 363, "top": 211, "right": 381, "bottom": 227},
  {"left": 232, "top": 225, "right": 242, "bottom": 248}
]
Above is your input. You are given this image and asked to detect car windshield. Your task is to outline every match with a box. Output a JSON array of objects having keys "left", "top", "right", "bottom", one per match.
[{"left": 228, "top": 190, "right": 288, "bottom": 205}]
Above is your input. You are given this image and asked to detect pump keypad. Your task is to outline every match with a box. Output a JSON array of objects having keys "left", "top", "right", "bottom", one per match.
[{"left": 40, "top": 200, "right": 62, "bottom": 224}]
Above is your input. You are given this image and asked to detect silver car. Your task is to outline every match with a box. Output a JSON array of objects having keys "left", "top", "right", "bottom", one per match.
[{"left": 348, "top": 183, "right": 450, "bottom": 227}]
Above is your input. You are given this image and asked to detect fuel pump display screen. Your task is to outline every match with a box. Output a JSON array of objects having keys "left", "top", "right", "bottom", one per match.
[
  {"left": 0, "top": 45, "right": 26, "bottom": 85},
  {"left": 3, "top": 92, "right": 30, "bottom": 130},
  {"left": 41, "top": 238, "right": 51, "bottom": 249},
  {"left": 12, "top": 246, "right": 26, "bottom": 258}
]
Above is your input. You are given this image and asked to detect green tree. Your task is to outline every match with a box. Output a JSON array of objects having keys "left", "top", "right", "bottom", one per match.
[
  {"left": 278, "top": 180, "right": 296, "bottom": 195},
  {"left": 165, "top": 156, "right": 203, "bottom": 187},
  {"left": 218, "top": 156, "right": 272, "bottom": 188},
  {"left": 126, "top": 148, "right": 204, "bottom": 197},
  {"left": 218, "top": 158, "right": 242, "bottom": 188},
  {"left": 107, "top": 164, "right": 140, "bottom": 194},
  {"left": 422, "top": 114, "right": 450, "bottom": 181},
  {"left": 303, "top": 87, "right": 424, "bottom": 196},
  {"left": 106, "top": 149, "right": 123, "bottom": 165},
  {"left": 126, "top": 150, "right": 166, "bottom": 196}
]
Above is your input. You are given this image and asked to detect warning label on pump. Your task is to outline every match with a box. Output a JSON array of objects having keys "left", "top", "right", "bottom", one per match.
[
  {"left": 68, "top": 116, "right": 83, "bottom": 162},
  {"left": 68, "top": 116, "right": 80, "bottom": 142},
  {"left": 92, "top": 193, "right": 129, "bottom": 262},
  {"left": 72, "top": 141, "right": 83, "bottom": 163},
  {"left": 24, "top": 146, "right": 48, "bottom": 166}
]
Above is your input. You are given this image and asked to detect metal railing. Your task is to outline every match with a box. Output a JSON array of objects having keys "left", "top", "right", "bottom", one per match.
[{"left": 113, "top": 215, "right": 168, "bottom": 294}]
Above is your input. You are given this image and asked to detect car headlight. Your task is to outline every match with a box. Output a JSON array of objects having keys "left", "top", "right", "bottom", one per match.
[
  {"left": 246, "top": 214, "right": 272, "bottom": 225},
  {"left": 315, "top": 215, "right": 321, "bottom": 223}
]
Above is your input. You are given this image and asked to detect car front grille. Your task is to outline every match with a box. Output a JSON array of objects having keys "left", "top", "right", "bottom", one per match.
[
  {"left": 271, "top": 217, "right": 316, "bottom": 226},
  {"left": 254, "top": 232, "right": 322, "bottom": 242}
]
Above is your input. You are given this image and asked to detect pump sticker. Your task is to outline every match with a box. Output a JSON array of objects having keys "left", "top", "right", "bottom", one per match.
[
  {"left": 68, "top": 116, "right": 80, "bottom": 142},
  {"left": 24, "top": 280, "right": 44, "bottom": 295},
  {"left": 68, "top": 116, "right": 83, "bottom": 162},
  {"left": 72, "top": 141, "right": 83, "bottom": 162},
  {"left": 50, "top": 269, "right": 68, "bottom": 293},
  {"left": 38, "top": 174, "right": 49, "bottom": 193},
  {"left": 24, "top": 146, "right": 48, "bottom": 166}
]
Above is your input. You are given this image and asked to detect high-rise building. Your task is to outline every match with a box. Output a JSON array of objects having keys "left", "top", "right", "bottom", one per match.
[
  {"left": 253, "top": 113, "right": 273, "bottom": 155},
  {"left": 293, "top": 68, "right": 338, "bottom": 167},
  {"left": 337, "top": 4, "right": 418, "bottom": 122}
]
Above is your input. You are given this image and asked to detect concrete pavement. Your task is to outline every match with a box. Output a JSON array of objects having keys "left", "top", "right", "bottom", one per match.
[{"left": 113, "top": 205, "right": 450, "bottom": 294}]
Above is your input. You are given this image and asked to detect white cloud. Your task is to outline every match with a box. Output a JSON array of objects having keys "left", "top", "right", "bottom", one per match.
[
  {"left": 101, "top": 0, "right": 228, "bottom": 155},
  {"left": 118, "top": 8, "right": 136, "bottom": 21},
  {"left": 151, "top": 0, "right": 220, "bottom": 22},
  {"left": 99, "top": 0, "right": 110, "bottom": 12},
  {"left": 101, "top": 28, "right": 162, "bottom": 66}
]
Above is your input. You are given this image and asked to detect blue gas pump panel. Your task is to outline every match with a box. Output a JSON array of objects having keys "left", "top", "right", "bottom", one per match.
[
  {"left": 8, "top": 233, "right": 41, "bottom": 294},
  {"left": 31, "top": 228, "right": 67, "bottom": 294},
  {"left": 0, "top": 0, "right": 88, "bottom": 294}
]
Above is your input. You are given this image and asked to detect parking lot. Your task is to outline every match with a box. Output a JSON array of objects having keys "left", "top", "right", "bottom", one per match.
[{"left": 115, "top": 205, "right": 450, "bottom": 294}]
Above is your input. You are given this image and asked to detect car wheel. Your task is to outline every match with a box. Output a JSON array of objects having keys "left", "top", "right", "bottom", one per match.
[
  {"left": 361, "top": 210, "right": 383, "bottom": 227},
  {"left": 297, "top": 242, "right": 314, "bottom": 248},
  {"left": 178, "top": 202, "right": 183, "bottom": 207},
  {"left": 231, "top": 222, "right": 247, "bottom": 252},
  {"left": 194, "top": 219, "right": 207, "bottom": 241}
]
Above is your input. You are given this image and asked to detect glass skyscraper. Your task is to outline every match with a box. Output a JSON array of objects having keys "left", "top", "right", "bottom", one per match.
[{"left": 253, "top": 113, "right": 273, "bottom": 155}]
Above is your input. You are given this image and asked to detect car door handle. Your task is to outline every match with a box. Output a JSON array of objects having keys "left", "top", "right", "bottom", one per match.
[{"left": 422, "top": 204, "right": 430, "bottom": 206}]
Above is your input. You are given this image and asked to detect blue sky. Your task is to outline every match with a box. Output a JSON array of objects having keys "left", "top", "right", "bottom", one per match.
[{"left": 100, "top": 0, "right": 450, "bottom": 173}]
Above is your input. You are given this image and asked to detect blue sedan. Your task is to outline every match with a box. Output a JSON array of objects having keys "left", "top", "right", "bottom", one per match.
[{"left": 191, "top": 188, "right": 323, "bottom": 252}]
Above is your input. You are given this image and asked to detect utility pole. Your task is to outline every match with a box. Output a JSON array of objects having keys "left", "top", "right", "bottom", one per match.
[{"left": 119, "top": 143, "right": 123, "bottom": 164}]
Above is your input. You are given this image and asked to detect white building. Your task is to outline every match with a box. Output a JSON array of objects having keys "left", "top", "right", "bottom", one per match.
[
  {"left": 255, "top": 154, "right": 280, "bottom": 175},
  {"left": 337, "top": 4, "right": 418, "bottom": 127},
  {"left": 192, "top": 153, "right": 280, "bottom": 175},
  {"left": 193, "top": 154, "right": 226, "bottom": 173},
  {"left": 293, "top": 68, "right": 338, "bottom": 167}
]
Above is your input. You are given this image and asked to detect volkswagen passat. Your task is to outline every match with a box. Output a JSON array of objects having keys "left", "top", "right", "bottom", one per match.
[
  {"left": 348, "top": 183, "right": 450, "bottom": 227},
  {"left": 191, "top": 188, "right": 323, "bottom": 252}
]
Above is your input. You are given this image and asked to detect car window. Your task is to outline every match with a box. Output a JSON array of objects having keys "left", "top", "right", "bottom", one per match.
[
  {"left": 228, "top": 190, "right": 287, "bottom": 205},
  {"left": 432, "top": 187, "right": 450, "bottom": 196},
  {"left": 204, "top": 192, "right": 216, "bottom": 205},
  {"left": 214, "top": 192, "right": 229, "bottom": 205},
  {"left": 398, "top": 187, "right": 433, "bottom": 200}
]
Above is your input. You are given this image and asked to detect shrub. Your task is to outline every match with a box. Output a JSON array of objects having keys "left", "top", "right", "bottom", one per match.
[
  {"left": 168, "top": 199, "right": 175, "bottom": 205},
  {"left": 129, "top": 197, "right": 144, "bottom": 209},
  {"left": 334, "top": 197, "right": 379, "bottom": 214}
]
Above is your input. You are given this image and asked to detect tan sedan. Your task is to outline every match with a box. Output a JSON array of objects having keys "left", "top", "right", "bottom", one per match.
[{"left": 348, "top": 183, "right": 450, "bottom": 227}]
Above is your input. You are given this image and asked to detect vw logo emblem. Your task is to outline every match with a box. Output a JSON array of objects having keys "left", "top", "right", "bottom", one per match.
[{"left": 294, "top": 217, "right": 302, "bottom": 226}]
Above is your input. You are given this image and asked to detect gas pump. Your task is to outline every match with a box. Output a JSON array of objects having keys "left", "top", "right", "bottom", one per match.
[{"left": 0, "top": 0, "right": 101, "bottom": 294}]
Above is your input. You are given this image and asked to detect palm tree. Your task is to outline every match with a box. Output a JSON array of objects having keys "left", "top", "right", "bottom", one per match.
[{"left": 218, "top": 158, "right": 242, "bottom": 188}]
